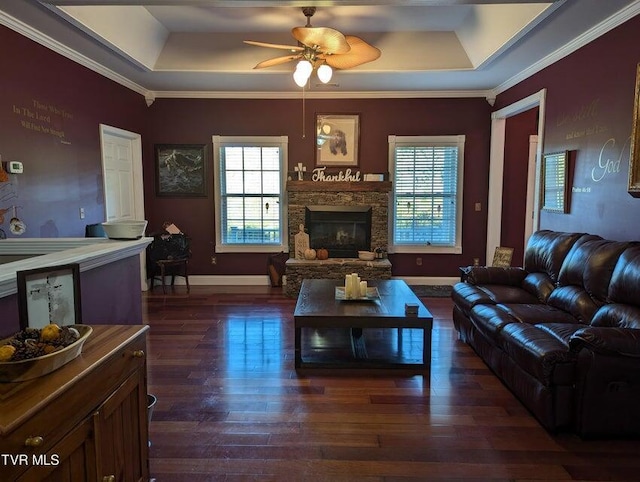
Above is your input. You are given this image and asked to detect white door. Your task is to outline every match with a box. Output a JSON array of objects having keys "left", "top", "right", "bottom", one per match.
[
  {"left": 99, "top": 124, "right": 147, "bottom": 289},
  {"left": 101, "top": 126, "right": 141, "bottom": 222}
]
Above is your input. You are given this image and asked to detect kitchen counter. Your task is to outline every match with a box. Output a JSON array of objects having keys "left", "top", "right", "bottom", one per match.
[
  {"left": 0, "top": 237, "right": 151, "bottom": 336},
  {"left": 0, "top": 237, "right": 151, "bottom": 297}
]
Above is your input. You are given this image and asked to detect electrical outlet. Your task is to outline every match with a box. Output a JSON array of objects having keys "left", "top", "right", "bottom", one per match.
[
  {"left": 416, "top": 257, "right": 422, "bottom": 266},
  {"left": 210, "top": 256, "right": 217, "bottom": 265},
  {"left": 475, "top": 202, "right": 482, "bottom": 211},
  {"left": 79, "top": 207, "right": 85, "bottom": 219}
]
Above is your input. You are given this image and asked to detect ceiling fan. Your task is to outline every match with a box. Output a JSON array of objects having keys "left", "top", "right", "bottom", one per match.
[{"left": 244, "top": 7, "right": 381, "bottom": 87}]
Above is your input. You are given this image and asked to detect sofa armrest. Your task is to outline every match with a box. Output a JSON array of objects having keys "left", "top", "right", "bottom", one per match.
[
  {"left": 464, "top": 266, "right": 527, "bottom": 286},
  {"left": 570, "top": 327, "right": 640, "bottom": 357}
]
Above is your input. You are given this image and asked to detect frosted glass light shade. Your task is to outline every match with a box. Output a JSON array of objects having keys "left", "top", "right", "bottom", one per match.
[
  {"left": 295, "top": 60, "right": 313, "bottom": 77},
  {"left": 317, "top": 64, "right": 333, "bottom": 83},
  {"left": 293, "top": 69, "right": 310, "bottom": 87}
]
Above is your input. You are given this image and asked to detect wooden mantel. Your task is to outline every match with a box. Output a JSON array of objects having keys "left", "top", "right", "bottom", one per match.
[{"left": 287, "top": 181, "right": 392, "bottom": 192}]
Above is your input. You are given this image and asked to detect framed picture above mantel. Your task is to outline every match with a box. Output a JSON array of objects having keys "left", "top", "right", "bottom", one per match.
[{"left": 315, "top": 114, "right": 360, "bottom": 167}]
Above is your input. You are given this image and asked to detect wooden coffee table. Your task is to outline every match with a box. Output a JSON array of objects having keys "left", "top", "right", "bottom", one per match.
[{"left": 294, "top": 279, "right": 433, "bottom": 370}]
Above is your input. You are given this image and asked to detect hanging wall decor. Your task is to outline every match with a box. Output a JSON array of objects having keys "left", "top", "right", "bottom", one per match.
[
  {"left": 315, "top": 114, "right": 360, "bottom": 167},
  {"left": 155, "top": 144, "right": 207, "bottom": 197}
]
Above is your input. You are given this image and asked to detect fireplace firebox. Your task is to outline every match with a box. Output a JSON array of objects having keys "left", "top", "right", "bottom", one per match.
[{"left": 305, "top": 205, "right": 372, "bottom": 258}]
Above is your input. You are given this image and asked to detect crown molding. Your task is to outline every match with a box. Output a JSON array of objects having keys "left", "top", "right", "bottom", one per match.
[
  {"left": 493, "top": 0, "right": 640, "bottom": 96},
  {"left": 150, "top": 89, "right": 494, "bottom": 100},
  {"left": 0, "top": 8, "right": 152, "bottom": 99}
]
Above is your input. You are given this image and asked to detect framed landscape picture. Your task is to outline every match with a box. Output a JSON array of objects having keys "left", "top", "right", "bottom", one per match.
[
  {"left": 155, "top": 144, "right": 207, "bottom": 197},
  {"left": 315, "top": 114, "right": 360, "bottom": 167}
]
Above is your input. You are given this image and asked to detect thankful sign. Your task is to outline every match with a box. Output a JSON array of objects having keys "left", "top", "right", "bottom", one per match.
[{"left": 312, "top": 167, "right": 361, "bottom": 182}]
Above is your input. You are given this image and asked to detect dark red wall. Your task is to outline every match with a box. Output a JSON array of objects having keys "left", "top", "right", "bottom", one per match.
[
  {"left": 0, "top": 25, "right": 147, "bottom": 238},
  {"left": 143, "top": 97, "right": 492, "bottom": 277},
  {"left": 495, "top": 15, "right": 640, "bottom": 242}
]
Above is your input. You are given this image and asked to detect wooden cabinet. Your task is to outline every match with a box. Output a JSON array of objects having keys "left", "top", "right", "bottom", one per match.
[{"left": 0, "top": 325, "right": 150, "bottom": 482}]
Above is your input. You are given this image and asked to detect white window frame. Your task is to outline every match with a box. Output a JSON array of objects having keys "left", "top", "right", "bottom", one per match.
[
  {"left": 213, "top": 135, "right": 289, "bottom": 253},
  {"left": 388, "top": 135, "right": 465, "bottom": 254}
]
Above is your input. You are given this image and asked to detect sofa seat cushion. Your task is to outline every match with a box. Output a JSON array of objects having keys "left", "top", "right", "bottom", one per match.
[
  {"left": 534, "top": 323, "right": 584, "bottom": 346},
  {"left": 547, "top": 285, "right": 599, "bottom": 324},
  {"left": 469, "top": 304, "right": 518, "bottom": 345},
  {"left": 570, "top": 326, "right": 640, "bottom": 356},
  {"left": 500, "top": 323, "right": 577, "bottom": 386},
  {"left": 498, "top": 303, "right": 579, "bottom": 325},
  {"left": 451, "top": 282, "right": 495, "bottom": 316},
  {"left": 477, "top": 285, "right": 539, "bottom": 305}
]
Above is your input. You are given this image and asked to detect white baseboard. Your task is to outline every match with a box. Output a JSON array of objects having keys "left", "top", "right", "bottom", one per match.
[
  {"left": 392, "top": 276, "right": 459, "bottom": 286},
  {"left": 165, "top": 275, "right": 457, "bottom": 286},
  {"left": 170, "top": 275, "right": 272, "bottom": 286}
]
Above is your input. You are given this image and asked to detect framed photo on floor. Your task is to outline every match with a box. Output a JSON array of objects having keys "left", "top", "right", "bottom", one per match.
[
  {"left": 315, "top": 114, "right": 360, "bottom": 167},
  {"left": 17, "top": 263, "right": 82, "bottom": 329},
  {"left": 155, "top": 144, "right": 207, "bottom": 197}
]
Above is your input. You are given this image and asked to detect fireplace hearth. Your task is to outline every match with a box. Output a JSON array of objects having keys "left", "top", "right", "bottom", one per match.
[{"left": 305, "top": 205, "right": 372, "bottom": 258}]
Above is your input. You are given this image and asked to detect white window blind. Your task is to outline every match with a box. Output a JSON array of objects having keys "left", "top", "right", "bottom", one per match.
[
  {"left": 388, "top": 135, "right": 464, "bottom": 254},
  {"left": 213, "top": 136, "right": 288, "bottom": 253}
]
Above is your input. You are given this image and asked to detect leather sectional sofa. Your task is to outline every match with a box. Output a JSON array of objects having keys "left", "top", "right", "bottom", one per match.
[{"left": 452, "top": 230, "right": 640, "bottom": 437}]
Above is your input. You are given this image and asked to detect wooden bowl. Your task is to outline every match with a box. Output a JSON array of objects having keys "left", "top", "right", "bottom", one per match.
[
  {"left": 358, "top": 251, "right": 375, "bottom": 261},
  {"left": 0, "top": 325, "right": 93, "bottom": 383}
]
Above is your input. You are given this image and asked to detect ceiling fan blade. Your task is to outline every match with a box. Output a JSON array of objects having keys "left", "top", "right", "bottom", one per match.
[
  {"left": 323, "top": 36, "right": 381, "bottom": 70},
  {"left": 244, "top": 40, "right": 303, "bottom": 52},
  {"left": 291, "top": 26, "right": 350, "bottom": 55},
  {"left": 253, "top": 55, "right": 300, "bottom": 69}
]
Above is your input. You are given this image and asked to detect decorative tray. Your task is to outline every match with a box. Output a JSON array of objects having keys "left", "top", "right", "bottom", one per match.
[
  {"left": 0, "top": 325, "right": 93, "bottom": 383},
  {"left": 335, "top": 286, "right": 380, "bottom": 301}
]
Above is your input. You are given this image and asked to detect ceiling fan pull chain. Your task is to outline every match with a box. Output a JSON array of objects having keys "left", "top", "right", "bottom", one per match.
[{"left": 302, "top": 83, "right": 306, "bottom": 139}]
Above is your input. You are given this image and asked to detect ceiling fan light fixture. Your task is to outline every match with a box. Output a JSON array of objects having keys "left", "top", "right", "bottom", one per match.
[
  {"left": 317, "top": 63, "right": 333, "bottom": 83},
  {"left": 295, "top": 59, "right": 313, "bottom": 77},
  {"left": 293, "top": 68, "right": 310, "bottom": 87}
]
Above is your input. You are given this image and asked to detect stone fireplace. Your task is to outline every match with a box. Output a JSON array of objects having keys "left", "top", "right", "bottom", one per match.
[
  {"left": 285, "top": 181, "right": 392, "bottom": 296},
  {"left": 287, "top": 180, "right": 391, "bottom": 256}
]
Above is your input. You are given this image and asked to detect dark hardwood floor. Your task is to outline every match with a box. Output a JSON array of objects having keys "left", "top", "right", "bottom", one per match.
[{"left": 143, "top": 286, "right": 640, "bottom": 481}]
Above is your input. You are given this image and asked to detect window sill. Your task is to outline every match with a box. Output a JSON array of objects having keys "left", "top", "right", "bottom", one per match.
[
  {"left": 389, "top": 245, "right": 462, "bottom": 254},
  {"left": 215, "top": 244, "right": 288, "bottom": 254}
]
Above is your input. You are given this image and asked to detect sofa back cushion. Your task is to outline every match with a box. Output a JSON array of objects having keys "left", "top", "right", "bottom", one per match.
[
  {"left": 607, "top": 245, "right": 640, "bottom": 305},
  {"left": 547, "top": 239, "right": 629, "bottom": 323},
  {"left": 522, "top": 230, "right": 585, "bottom": 302},
  {"left": 524, "top": 230, "right": 585, "bottom": 283},
  {"left": 590, "top": 246, "right": 640, "bottom": 329},
  {"left": 558, "top": 239, "right": 629, "bottom": 302}
]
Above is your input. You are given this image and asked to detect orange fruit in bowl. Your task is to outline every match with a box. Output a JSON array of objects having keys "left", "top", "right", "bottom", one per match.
[
  {"left": 0, "top": 344, "right": 16, "bottom": 362},
  {"left": 41, "top": 324, "right": 61, "bottom": 342}
]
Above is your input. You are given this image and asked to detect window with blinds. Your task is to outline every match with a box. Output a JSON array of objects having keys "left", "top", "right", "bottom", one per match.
[
  {"left": 213, "top": 136, "right": 288, "bottom": 253},
  {"left": 388, "top": 135, "right": 465, "bottom": 254}
]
